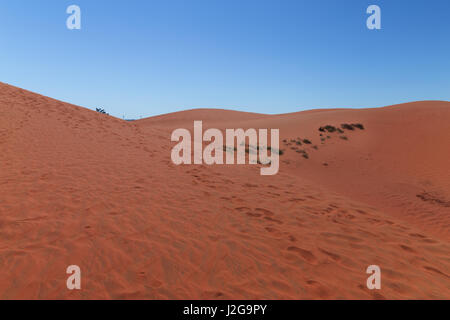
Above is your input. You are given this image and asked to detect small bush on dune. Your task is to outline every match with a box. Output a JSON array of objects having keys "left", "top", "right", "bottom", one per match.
[
  {"left": 341, "top": 123, "right": 354, "bottom": 131},
  {"left": 352, "top": 123, "right": 365, "bottom": 130},
  {"left": 319, "top": 125, "right": 337, "bottom": 133},
  {"left": 96, "top": 108, "right": 109, "bottom": 115},
  {"left": 269, "top": 147, "right": 284, "bottom": 156},
  {"left": 223, "top": 146, "right": 237, "bottom": 152},
  {"left": 341, "top": 123, "right": 365, "bottom": 131},
  {"left": 295, "top": 149, "right": 309, "bottom": 159}
]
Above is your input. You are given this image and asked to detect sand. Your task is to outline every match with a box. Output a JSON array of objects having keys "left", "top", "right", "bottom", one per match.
[{"left": 0, "top": 81, "right": 448, "bottom": 299}]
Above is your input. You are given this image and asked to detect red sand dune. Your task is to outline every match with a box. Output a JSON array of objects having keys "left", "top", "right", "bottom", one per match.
[{"left": 0, "top": 82, "right": 448, "bottom": 299}]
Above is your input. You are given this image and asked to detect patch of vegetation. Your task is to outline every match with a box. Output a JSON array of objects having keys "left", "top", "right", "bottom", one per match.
[
  {"left": 352, "top": 123, "right": 365, "bottom": 130},
  {"left": 223, "top": 146, "right": 237, "bottom": 152},
  {"left": 96, "top": 108, "right": 108, "bottom": 115},
  {"left": 341, "top": 123, "right": 354, "bottom": 131},
  {"left": 341, "top": 123, "right": 365, "bottom": 131},
  {"left": 302, "top": 139, "right": 312, "bottom": 144},
  {"left": 339, "top": 136, "right": 348, "bottom": 140},
  {"left": 319, "top": 125, "right": 337, "bottom": 133},
  {"left": 417, "top": 192, "right": 450, "bottom": 207},
  {"left": 296, "top": 149, "right": 309, "bottom": 159},
  {"left": 267, "top": 146, "right": 284, "bottom": 155}
]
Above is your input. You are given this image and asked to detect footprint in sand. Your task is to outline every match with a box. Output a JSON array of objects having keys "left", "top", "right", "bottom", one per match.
[
  {"left": 318, "top": 248, "right": 341, "bottom": 262},
  {"left": 255, "top": 208, "right": 274, "bottom": 216},
  {"left": 286, "top": 246, "right": 317, "bottom": 263},
  {"left": 201, "top": 291, "right": 225, "bottom": 299},
  {"left": 423, "top": 266, "right": 448, "bottom": 278},
  {"left": 305, "top": 280, "right": 330, "bottom": 298},
  {"left": 264, "top": 216, "right": 283, "bottom": 224},
  {"left": 399, "top": 244, "right": 416, "bottom": 253},
  {"left": 264, "top": 227, "right": 283, "bottom": 238}
]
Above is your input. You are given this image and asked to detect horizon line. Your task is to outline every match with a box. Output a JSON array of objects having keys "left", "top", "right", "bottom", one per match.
[{"left": 1, "top": 81, "right": 448, "bottom": 121}]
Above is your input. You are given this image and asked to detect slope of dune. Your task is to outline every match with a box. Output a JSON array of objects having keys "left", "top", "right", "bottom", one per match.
[{"left": 0, "top": 82, "right": 448, "bottom": 299}]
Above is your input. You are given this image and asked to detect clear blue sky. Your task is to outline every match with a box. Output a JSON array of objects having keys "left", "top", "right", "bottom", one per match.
[{"left": 1, "top": 0, "right": 449, "bottom": 118}]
